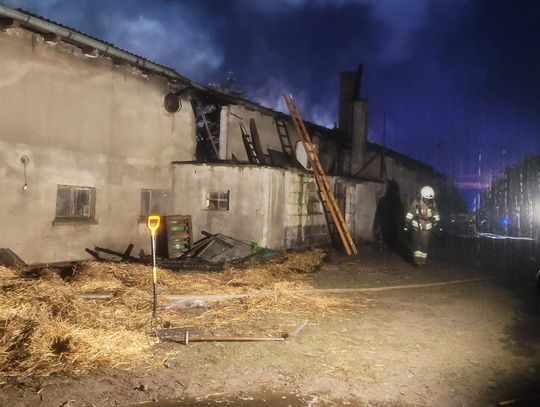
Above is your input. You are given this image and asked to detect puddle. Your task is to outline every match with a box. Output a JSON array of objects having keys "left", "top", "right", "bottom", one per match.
[{"left": 133, "top": 393, "right": 356, "bottom": 407}]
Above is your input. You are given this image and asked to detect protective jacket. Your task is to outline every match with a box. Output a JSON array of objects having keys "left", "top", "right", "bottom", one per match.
[{"left": 405, "top": 198, "right": 440, "bottom": 231}]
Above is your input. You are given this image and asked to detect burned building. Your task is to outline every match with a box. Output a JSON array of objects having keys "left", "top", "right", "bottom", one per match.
[{"left": 0, "top": 6, "right": 460, "bottom": 264}]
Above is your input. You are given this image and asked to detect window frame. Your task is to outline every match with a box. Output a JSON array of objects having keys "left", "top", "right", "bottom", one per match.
[
  {"left": 53, "top": 185, "right": 97, "bottom": 225},
  {"left": 139, "top": 189, "right": 168, "bottom": 221},
  {"left": 205, "top": 190, "right": 230, "bottom": 211}
]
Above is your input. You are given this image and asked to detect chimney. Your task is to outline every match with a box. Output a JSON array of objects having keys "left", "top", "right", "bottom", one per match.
[
  {"left": 337, "top": 64, "right": 368, "bottom": 176},
  {"left": 338, "top": 64, "right": 363, "bottom": 134}
]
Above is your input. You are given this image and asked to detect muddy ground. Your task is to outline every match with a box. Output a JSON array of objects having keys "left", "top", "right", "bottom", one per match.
[{"left": 1, "top": 246, "right": 539, "bottom": 407}]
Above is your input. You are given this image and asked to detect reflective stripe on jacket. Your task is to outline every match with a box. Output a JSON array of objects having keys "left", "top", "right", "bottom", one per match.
[{"left": 405, "top": 198, "right": 440, "bottom": 231}]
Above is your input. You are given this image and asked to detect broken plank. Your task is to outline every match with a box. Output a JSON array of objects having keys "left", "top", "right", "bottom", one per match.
[
  {"left": 94, "top": 246, "right": 142, "bottom": 263},
  {"left": 179, "top": 237, "right": 211, "bottom": 258},
  {"left": 201, "top": 231, "right": 215, "bottom": 238},
  {"left": 122, "top": 243, "right": 134, "bottom": 260},
  {"left": 85, "top": 248, "right": 101, "bottom": 260}
]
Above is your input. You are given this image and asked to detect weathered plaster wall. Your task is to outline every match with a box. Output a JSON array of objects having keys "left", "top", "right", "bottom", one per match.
[
  {"left": 360, "top": 153, "right": 462, "bottom": 215},
  {"left": 0, "top": 28, "right": 196, "bottom": 263},
  {"left": 353, "top": 181, "right": 386, "bottom": 240},
  {"left": 171, "top": 163, "right": 385, "bottom": 249},
  {"left": 361, "top": 155, "right": 432, "bottom": 202},
  {"left": 171, "top": 163, "right": 289, "bottom": 249}
]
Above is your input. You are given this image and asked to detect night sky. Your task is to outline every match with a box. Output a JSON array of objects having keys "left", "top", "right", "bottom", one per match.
[{"left": 3, "top": 0, "right": 540, "bottom": 207}]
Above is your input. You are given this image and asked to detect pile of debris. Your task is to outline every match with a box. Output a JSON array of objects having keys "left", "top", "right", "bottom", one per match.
[
  {"left": 0, "top": 250, "right": 340, "bottom": 381},
  {"left": 86, "top": 232, "right": 279, "bottom": 271},
  {"left": 181, "top": 232, "right": 254, "bottom": 263}
]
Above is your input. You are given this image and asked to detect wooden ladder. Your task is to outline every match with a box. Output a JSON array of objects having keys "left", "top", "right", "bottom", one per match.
[
  {"left": 275, "top": 118, "right": 295, "bottom": 157},
  {"left": 239, "top": 123, "right": 263, "bottom": 165},
  {"left": 283, "top": 94, "right": 358, "bottom": 255}
]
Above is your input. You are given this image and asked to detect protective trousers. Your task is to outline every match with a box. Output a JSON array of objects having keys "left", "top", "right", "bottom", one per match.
[{"left": 412, "top": 229, "right": 431, "bottom": 264}]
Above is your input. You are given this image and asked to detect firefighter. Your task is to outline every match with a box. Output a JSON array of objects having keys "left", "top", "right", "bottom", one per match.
[{"left": 404, "top": 186, "right": 440, "bottom": 266}]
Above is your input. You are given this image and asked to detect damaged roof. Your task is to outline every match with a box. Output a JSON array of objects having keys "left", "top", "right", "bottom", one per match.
[
  {"left": 0, "top": 5, "right": 339, "bottom": 138},
  {"left": 0, "top": 5, "right": 444, "bottom": 168},
  {"left": 365, "top": 141, "right": 448, "bottom": 178}
]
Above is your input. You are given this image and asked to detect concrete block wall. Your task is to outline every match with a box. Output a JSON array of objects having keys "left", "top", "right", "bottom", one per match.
[{"left": 284, "top": 174, "right": 329, "bottom": 248}]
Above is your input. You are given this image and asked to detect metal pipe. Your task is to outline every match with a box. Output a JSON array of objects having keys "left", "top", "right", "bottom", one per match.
[
  {"left": 187, "top": 336, "right": 285, "bottom": 342},
  {"left": 171, "top": 333, "right": 286, "bottom": 345}
]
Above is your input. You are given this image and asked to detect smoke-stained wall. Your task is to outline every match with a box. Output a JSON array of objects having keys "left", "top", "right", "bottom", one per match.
[{"left": 0, "top": 27, "right": 196, "bottom": 263}]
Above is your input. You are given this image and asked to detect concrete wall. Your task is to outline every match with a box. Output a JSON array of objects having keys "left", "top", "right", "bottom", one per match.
[
  {"left": 0, "top": 28, "right": 196, "bottom": 263},
  {"left": 354, "top": 181, "right": 386, "bottom": 239},
  {"left": 360, "top": 153, "right": 463, "bottom": 215},
  {"left": 224, "top": 105, "right": 300, "bottom": 162},
  {"left": 284, "top": 172, "right": 329, "bottom": 247},
  {"left": 172, "top": 163, "right": 289, "bottom": 249},
  {"left": 222, "top": 104, "right": 344, "bottom": 177},
  {"left": 171, "top": 163, "right": 385, "bottom": 249}
]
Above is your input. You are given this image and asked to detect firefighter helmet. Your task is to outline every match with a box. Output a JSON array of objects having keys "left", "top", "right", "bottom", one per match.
[{"left": 420, "top": 186, "right": 435, "bottom": 199}]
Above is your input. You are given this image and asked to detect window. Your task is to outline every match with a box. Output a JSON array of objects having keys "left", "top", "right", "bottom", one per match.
[
  {"left": 55, "top": 185, "right": 96, "bottom": 222},
  {"left": 140, "top": 189, "right": 168, "bottom": 217},
  {"left": 205, "top": 190, "right": 229, "bottom": 211}
]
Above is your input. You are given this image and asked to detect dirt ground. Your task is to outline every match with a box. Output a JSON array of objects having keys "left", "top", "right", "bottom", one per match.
[{"left": 1, "top": 246, "right": 539, "bottom": 407}]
